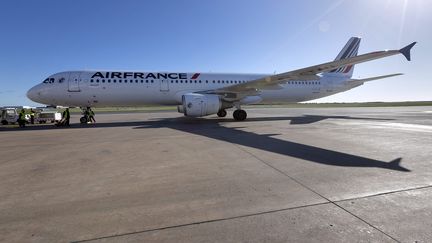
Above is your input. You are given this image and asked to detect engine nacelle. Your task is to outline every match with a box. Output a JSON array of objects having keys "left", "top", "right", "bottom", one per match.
[{"left": 178, "top": 93, "right": 221, "bottom": 117}]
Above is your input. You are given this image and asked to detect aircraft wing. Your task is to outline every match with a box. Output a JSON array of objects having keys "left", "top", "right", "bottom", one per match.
[{"left": 202, "top": 42, "right": 416, "bottom": 99}]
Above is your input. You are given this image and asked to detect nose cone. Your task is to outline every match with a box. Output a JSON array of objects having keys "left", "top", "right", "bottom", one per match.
[{"left": 27, "top": 85, "right": 42, "bottom": 103}]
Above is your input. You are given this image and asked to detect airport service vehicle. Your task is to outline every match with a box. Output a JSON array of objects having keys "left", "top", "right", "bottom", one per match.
[
  {"left": 1, "top": 108, "right": 19, "bottom": 125},
  {"left": 36, "top": 111, "right": 62, "bottom": 124},
  {"left": 1, "top": 107, "right": 30, "bottom": 125},
  {"left": 27, "top": 37, "right": 416, "bottom": 121}
]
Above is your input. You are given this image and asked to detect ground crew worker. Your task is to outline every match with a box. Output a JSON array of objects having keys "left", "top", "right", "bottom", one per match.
[
  {"left": 84, "top": 107, "right": 91, "bottom": 123},
  {"left": 18, "top": 109, "right": 26, "bottom": 128},
  {"left": 62, "top": 108, "right": 70, "bottom": 126},
  {"left": 89, "top": 107, "right": 96, "bottom": 123},
  {"left": 30, "top": 109, "right": 35, "bottom": 124}
]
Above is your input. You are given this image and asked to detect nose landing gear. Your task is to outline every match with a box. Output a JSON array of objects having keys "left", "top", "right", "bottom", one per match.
[
  {"left": 80, "top": 107, "right": 96, "bottom": 124},
  {"left": 80, "top": 116, "right": 88, "bottom": 124}
]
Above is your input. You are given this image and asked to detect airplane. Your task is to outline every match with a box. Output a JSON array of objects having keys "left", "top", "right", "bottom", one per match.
[{"left": 27, "top": 37, "right": 416, "bottom": 122}]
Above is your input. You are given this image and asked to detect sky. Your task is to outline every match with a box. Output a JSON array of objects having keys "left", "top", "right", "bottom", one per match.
[{"left": 0, "top": 0, "right": 431, "bottom": 106}]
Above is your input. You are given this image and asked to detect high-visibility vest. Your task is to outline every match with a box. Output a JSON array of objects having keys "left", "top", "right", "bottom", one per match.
[
  {"left": 64, "top": 110, "right": 70, "bottom": 119},
  {"left": 18, "top": 112, "right": 25, "bottom": 121}
]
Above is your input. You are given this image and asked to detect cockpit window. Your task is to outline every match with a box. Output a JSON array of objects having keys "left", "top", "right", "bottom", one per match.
[
  {"left": 43, "top": 78, "right": 55, "bottom": 84},
  {"left": 58, "top": 77, "right": 65, "bottom": 83}
]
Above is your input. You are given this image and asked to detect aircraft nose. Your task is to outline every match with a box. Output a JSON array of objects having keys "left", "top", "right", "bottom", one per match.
[{"left": 27, "top": 85, "right": 41, "bottom": 103}]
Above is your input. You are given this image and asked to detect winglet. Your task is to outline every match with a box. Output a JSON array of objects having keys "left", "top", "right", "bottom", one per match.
[
  {"left": 388, "top": 158, "right": 410, "bottom": 172},
  {"left": 399, "top": 42, "right": 417, "bottom": 61}
]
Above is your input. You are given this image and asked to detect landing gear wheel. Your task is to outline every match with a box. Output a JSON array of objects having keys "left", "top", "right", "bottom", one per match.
[
  {"left": 80, "top": 116, "right": 88, "bottom": 124},
  {"left": 217, "top": 109, "right": 227, "bottom": 117},
  {"left": 1, "top": 120, "right": 8, "bottom": 125},
  {"left": 233, "top": 109, "right": 247, "bottom": 121}
]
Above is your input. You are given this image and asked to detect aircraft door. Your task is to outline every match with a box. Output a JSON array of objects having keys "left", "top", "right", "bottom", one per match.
[
  {"left": 160, "top": 79, "right": 169, "bottom": 92},
  {"left": 68, "top": 72, "right": 81, "bottom": 92}
]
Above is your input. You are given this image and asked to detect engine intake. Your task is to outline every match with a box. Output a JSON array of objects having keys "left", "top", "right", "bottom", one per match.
[{"left": 178, "top": 93, "right": 222, "bottom": 117}]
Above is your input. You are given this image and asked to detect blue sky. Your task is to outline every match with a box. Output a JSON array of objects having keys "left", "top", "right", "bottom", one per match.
[{"left": 0, "top": 0, "right": 431, "bottom": 106}]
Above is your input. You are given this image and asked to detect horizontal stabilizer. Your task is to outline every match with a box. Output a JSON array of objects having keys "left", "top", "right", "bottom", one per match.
[
  {"left": 348, "top": 73, "right": 403, "bottom": 83},
  {"left": 399, "top": 42, "right": 417, "bottom": 61}
]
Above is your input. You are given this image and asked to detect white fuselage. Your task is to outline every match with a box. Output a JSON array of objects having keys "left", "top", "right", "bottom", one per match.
[{"left": 27, "top": 71, "right": 362, "bottom": 107}]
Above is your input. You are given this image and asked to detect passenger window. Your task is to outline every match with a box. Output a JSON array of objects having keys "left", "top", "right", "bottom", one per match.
[
  {"left": 96, "top": 80, "right": 100, "bottom": 83},
  {"left": 151, "top": 80, "right": 154, "bottom": 83},
  {"left": 90, "top": 79, "right": 94, "bottom": 83}
]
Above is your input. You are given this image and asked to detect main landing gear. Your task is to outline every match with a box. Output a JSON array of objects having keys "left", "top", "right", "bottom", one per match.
[
  {"left": 217, "top": 108, "right": 247, "bottom": 121},
  {"left": 233, "top": 109, "right": 247, "bottom": 121}
]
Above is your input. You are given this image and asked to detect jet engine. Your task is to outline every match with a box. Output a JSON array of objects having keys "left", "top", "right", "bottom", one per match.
[{"left": 177, "top": 93, "right": 222, "bottom": 117}]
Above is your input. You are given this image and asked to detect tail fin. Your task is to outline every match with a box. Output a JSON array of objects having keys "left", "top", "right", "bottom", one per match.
[{"left": 326, "top": 37, "right": 361, "bottom": 78}]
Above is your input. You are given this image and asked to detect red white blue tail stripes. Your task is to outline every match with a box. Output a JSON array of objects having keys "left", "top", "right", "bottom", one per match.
[{"left": 329, "top": 37, "right": 361, "bottom": 74}]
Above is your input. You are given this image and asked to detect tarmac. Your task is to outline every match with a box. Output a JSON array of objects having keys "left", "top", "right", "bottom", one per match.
[{"left": 0, "top": 106, "right": 431, "bottom": 243}]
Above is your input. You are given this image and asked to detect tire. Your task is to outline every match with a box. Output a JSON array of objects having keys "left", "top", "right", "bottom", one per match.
[
  {"left": 237, "top": 110, "right": 247, "bottom": 121},
  {"left": 233, "top": 110, "right": 239, "bottom": 120},
  {"left": 1, "top": 120, "right": 8, "bottom": 125},
  {"left": 217, "top": 109, "right": 227, "bottom": 117},
  {"left": 233, "top": 109, "right": 247, "bottom": 121},
  {"left": 80, "top": 117, "right": 88, "bottom": 124}
]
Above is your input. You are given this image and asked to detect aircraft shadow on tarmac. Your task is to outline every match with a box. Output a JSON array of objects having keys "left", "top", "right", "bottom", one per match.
[{"left": 0, "top": 115, "right": 410, "bottom": 172}]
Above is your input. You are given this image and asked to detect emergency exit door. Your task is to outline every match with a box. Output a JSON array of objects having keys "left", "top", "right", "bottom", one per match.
[{"left": 68, "top": 72, "right": 81, "bottom": 92}]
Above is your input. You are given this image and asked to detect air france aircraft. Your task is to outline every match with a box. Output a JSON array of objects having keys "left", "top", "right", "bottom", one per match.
[{"left": 27, "top": 37, "right": 416, "bottom": 121}]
